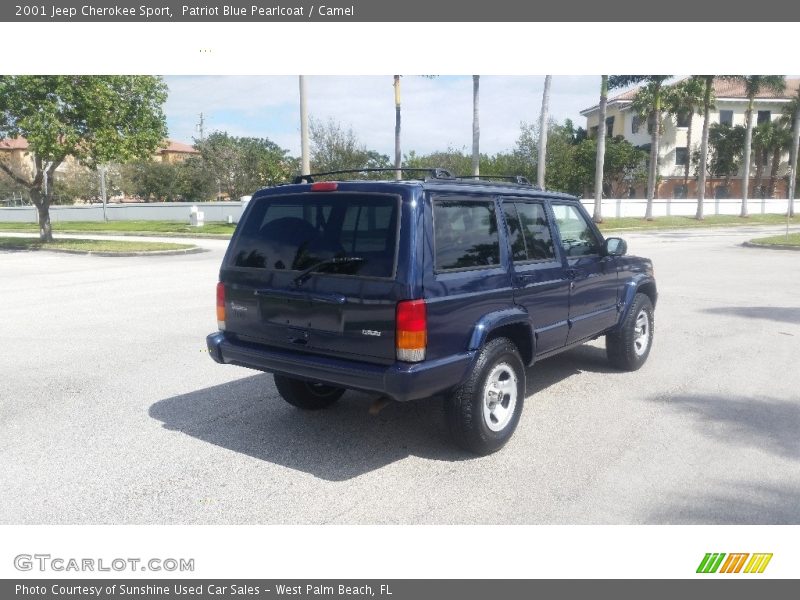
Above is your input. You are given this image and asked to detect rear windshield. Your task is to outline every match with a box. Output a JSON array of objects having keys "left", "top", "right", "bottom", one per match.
[{"left": 229, "top": 193, "right": 399, "bottom": 278}]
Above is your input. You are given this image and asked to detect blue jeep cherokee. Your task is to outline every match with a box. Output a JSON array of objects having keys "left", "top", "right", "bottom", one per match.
[{"left": 207, "top": 169, "right": 657, "bottom": 455}]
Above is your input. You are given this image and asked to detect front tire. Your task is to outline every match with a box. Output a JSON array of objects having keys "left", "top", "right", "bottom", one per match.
[
  {"left": 444, "top": 337, "right": 525, "bottom": 455},
  {"left": 274, "top": 375, "right": 345, "bottom": 410},
  {"left": 606, "top": 293, "right": 654, "bottom": 371}
]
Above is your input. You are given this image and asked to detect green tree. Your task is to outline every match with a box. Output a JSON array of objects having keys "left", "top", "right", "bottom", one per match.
[
  {"left": 0, "top": 75, "right": 168, "bottom": 240},
  {"left": 196, "top": 131, "right": 296, "bottom": 200},
  {"left": 610, "top": 76, "right": 672, "bottom": 219},
  {"left": 700, "top": 124, "right": 746, "bottom": 192},
  {"left": 574, "top": 136, "right": 648, "bottom": 198},
  {"left": 120, "top": 157, "right": 217, "bottom": 202},
  {"left": 309, "top": 117, "right": 390, "bottom": 176},
  {"left": 724, "top": 76, "right": 786, "bottom": 216},
  {"left": 784, "top": 86, "right": 800, "bottom": 217}
]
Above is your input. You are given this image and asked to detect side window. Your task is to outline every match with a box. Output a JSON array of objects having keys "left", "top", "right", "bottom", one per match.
[
  {"left": 434, "top": 199, "right": 500, "bottom": 271},
  {"left": 503, "top": 201, "right": 556, "bottom": 262},
  {"left": 551, "top": 203, "right": 601, "bottom": 257},
  {"left": 516, "top": 202, "right": 556, "bottom": 261}
]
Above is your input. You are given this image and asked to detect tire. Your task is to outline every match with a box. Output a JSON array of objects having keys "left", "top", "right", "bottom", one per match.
[
  {"left": 274, "top": 375, "right": 345, "bottom": 410},
  {"left": 444, "top": 337, "right": 526, "bottom": 455},
  {"left": 606, "top": 293, "right": 654, "bottom": 371}
]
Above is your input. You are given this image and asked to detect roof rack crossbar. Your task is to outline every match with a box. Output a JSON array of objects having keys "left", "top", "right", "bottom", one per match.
[
  {"left": 455, "top": 175, "right": 536, "bottom": 186},
  {"left": 293, "top": 167, "right": 454, "bottom": 184}
]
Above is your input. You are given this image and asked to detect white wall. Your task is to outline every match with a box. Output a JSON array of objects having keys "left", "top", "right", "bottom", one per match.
[
  {"left": 580, "top": 197, "right": 794, "bottom": 219},
  {"left": 0, "top": 202, "right": 245, "bottom": 223}
]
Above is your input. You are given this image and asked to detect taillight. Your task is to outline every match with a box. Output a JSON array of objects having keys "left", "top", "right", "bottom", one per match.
[
  {"left": 216, "top": 282, "right": 226, "bottom": 330},
  {"left": 396, "top": 299, "right": 426, "bottom": 362},
  {"left": 310, "top": 181, "right": 338, "bottom": 192}
]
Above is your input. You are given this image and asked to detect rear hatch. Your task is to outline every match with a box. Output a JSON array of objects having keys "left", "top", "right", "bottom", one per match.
[{"left": 220, "top": 188, "right": 406, "bottom": 365}]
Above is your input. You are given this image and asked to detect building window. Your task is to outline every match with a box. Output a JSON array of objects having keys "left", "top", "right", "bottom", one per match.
[
  {"left": 631, "top": 115, "right": 641, "bottom": 134},
  {"left": 673, "top": 185, "right": 688, "bottom": 199},
  {"left": 675, "top": 147, "right": 689, "bottom": 167},
  {"left": 605, "top": 116, "right": 615, "bottom": 137},
  {"left": 590, "top": 125, "right": 599, "bottom": 138},
  {"left": 676, "top": 111, "right": 691, "bottom": 128},
  {"left": 719, "top": 110, "right": 733, "bottom": 126},
  {"left": 757, "top": 110, "right": 771, "bottom": 124}
]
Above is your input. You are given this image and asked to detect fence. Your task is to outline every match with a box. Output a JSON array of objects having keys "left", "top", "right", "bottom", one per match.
[{"left": 0, "top": 197, "right": 795, "bottom": 224}]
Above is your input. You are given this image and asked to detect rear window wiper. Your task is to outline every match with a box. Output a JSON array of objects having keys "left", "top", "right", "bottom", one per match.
[{"left": 292, "top": 256, "right": 366, "bottom": 286}]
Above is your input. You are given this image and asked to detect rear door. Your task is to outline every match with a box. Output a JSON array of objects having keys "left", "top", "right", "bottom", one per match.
[
  {"left": 549, "top": 202, "right": 620, "bottom": 343},
  {"left": 501, "top": 197, "right": 571, "bottom": 355},
  {"left": 221, "top": 191, "right": 405, "bottom": 364}
]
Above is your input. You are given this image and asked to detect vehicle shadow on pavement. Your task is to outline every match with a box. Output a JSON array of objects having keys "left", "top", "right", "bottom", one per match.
[
  {"left": 702, "top": 306, "right": 800, "bottom": 324},
  {"left": 148, "top": 345, "right": 613, "bottom": 481},
  {"left": 149, "top": 373, "right": 470, "bottom": 481},
  {"left": 526, "top": 344, "right": 618, "bottom": 396}
]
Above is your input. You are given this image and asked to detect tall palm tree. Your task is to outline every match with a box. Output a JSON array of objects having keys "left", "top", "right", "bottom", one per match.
[
  {"left": 785, "top": 87, "right": 800, "bottom": 218},
  {"left": 537, "top": 75, "right": 552, "bottom": 189},
  {"left": 593, "top": 76, "right": 609, "bottom": 223},
  {"left": 472, "top": 75, "right": 480, "bottom": 176},
  {"left": 393, "top": 75, "right": 401, "bottom": 180},
  {"left": 299, "top": 75, "right": 310, "bottom": 176},
  {"left": 695, "top": 76, "right": 715, "bottom": 219},
  {"left": 610, "top": 76, "right": 671, "bottom": 220},
  {"left": 725, "top": 76, "right": 786, "bottom": 216}
]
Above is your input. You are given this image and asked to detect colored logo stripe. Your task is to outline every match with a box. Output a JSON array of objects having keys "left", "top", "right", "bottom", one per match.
[
  {"left": 744, "top": 553, "right": 773, "bottom": 574},
  {"left": 697, "top": 553, "right": 726, "bottom": 573},
  {"left": 719, "top": 553, "right": 749, "bottom": 573}
]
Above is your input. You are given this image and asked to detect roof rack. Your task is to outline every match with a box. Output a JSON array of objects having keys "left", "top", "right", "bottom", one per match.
[
  {"left": 455, "top": 175, "right": 538, "bottom": 187},
  {"left": 293, "top": 167, "right": 454, "bottom": 184}
]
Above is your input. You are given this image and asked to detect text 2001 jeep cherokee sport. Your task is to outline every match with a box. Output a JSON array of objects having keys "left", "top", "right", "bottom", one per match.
[{"left": 207, "top": 169, "right": 657, "bottom": 455}]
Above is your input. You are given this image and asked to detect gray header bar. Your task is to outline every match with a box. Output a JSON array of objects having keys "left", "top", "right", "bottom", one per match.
[
  {"left": 3, "top": 0, "right": 800, "bottom": 21},
  {"left": 4, "top": 579, "right": 800, "bottom": 600}
]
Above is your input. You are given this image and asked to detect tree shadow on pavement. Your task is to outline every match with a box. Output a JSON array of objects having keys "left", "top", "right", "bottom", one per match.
[
  {"left": 702, "top": 306, "right": 800, "bottom": 325},
  {"left": 149, "top": 344, "right": 616, "bottom": 482},
  {"left": 651, "top": 393, "right": 800, "bottom": 460},
  {"left": 646, "top": 482, "right": 800, "bottom": 524}
]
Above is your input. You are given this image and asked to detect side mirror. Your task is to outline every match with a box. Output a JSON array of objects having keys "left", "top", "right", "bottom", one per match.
[{"left": 603, "top": 237, "right": 627, "bottom": 257}]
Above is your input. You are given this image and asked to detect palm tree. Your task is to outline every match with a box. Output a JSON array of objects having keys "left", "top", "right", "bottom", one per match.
[
  {"left": 725, "top": 76, "right": 786, "bottom": 216},
  {"left": 472, "top": 75, "right": 480, "bottom": 176},
  {"left": 537, "top": 75, "right": 552, "bottom": 188},
  {"left": 664, "top": 78, "right": 705, "bottom": 193},
  {"left": 593, "top": 76, "right": 609, "bottom": 223},
  {"left": 299, "top": 75, "right": 310, "bottom": 176},
  {"left": 695, "top": 76, "right": 715, "bottom": 219},
  {"left": 610, "top": 76, "right": 671, "bottom": 220},
  {"left": 393, "top": 75, "right": 401, "bottom": 180},
  {"left": 785, "top": 86, "right": 800, "bottom": 218}
]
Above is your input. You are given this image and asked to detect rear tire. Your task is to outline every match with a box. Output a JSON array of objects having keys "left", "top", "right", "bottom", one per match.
[
  {"left": 274, "top": 375, "right": 345, "bottom": 410},
  {"left": 444, "top": 337, "right": 525, "bottom": 455},
  {"left": 606, "top": 293, "right": 654, "bottom": 371}
]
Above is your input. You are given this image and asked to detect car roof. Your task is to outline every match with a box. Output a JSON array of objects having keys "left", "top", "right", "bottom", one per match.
[{"left": 255, "top": 178, "right": 580, "bottom": 202}]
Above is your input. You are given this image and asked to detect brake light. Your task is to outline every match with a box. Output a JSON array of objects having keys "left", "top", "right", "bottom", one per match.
[
  {"left": 216, "top": 282, "right": 226, "bottom": 330},
  {"left": 311, "top": 182, "right": 338, "bottom": 192},
  {"left": 396, "top": 299, "right": 426, "bottom": 362}
]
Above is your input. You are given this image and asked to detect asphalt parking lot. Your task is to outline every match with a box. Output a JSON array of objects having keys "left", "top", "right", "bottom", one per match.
[{"left": 1, "top": 225, "right": 798, "bottom": 524}]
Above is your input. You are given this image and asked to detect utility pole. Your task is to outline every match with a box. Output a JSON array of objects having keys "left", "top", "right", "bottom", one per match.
[
  {"left": 99, "top": 165, "right": 108, "bottom": 222},
  {"left": 537, "top": 75, "right": 552, "bottom": 189},
  {"left": 299, "top": 76, "right": 310, "bottom": 177},
  {"left": 394, "top": 75, "right": 402, "bottom": 181}
]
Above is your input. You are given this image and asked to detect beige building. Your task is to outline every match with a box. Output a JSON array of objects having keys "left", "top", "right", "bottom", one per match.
[{"left": 581, "top": 78, "right": 800, "bottom": 199}]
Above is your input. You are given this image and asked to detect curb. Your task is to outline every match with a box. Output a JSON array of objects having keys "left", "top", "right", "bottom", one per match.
[
  {"left": 742, "top": 241, "right": 800, "bottom": 251},
  {"left": 1, "top": 245, "right": 206, "bottom": 257},
  {"left": 0, "top": 229, "right": 233, "bottom": 240}
]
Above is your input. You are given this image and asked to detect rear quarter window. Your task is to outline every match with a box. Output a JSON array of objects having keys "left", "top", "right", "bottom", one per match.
[{"left": 433, "top": 198, "right": 500, "bottom": 271}]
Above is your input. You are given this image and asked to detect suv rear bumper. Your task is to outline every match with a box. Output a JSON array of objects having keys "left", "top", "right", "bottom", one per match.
[{"left": 206, "top": 332, "right": 475, "bottom": 402}]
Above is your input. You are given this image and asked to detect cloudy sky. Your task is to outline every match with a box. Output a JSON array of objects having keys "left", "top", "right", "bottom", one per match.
[{"left": 164, "top": 75, "right": 602, "bottom": 157}]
